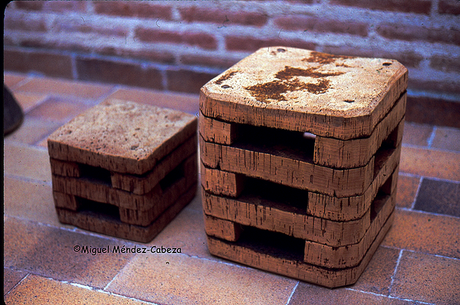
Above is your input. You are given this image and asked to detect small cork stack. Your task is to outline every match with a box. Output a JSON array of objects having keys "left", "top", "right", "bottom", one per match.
[
  {"left": 48, "top": 99, "right": 198, "bottom": 243},
  {"left": 199, "top": 47, "right": 408, "bottom": 288}
]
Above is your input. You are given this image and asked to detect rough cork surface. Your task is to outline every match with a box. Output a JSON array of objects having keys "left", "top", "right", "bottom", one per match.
[
  {"left": 48, "top": 99, "right": 197, "bottom": 175},
  {"left": 200, "top": 46, "right": 408, "bottom": 139},
  {"left": 206, "top": 211, "right": 394, "bottom": 288}
]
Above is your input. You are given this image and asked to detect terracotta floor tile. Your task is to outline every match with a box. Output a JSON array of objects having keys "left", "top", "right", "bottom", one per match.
[
  {"left": 4, "top": 143, "right": 52, "bottom": 182},
  {"left": 4, "top": 116, "right": 61, "bottom": 146},
  {"left": 390, "top": 251, "right": 460, "bottom": 304},
  {"left": 4, "top": 72, "right": 28, "bottom": 89},
  {"left": 145, "top": 191, "right": 210, "bottom": 259},
  {"left": 106, "top": 253, "right": 297, "bottom": 305},
  {"left": 432, "top": 127, "right": 460, "bottom": 152},
  {"left": 4, "top": 274, "right": 151, "bottom": 305},
  {"left": 14, "top": 76, "right": 114, "bottom": 100},
  {"left": 414, "top": 178, "right": 460, "bottom": 217},
  {"left": 4, "top": 268, "right": 27, "bottom": 296},
  {"left": 36, "top": 137, "right": 50, "bottom": 148},
  {"left": 11, "top": 91, "right": 48, "bottom": 113},
  {"left": 26, "top": 96, "right": 93, "bottom": 123},
  {"left": 106, "top": 87, "right": 200, "bottom": 115},
  {"left": 352, "top": 246, "right": 401, "bottom": 296},
  {"left": 3, "top": 177, "right": 66, "bottom": 228},
  {"left": 4, "top": 217, "right": 135, "bottom": 289},
  {"left": 289, "top": 283, "right": 411, "bottom": 305},
  {"left": 400, "top": 146, "right": 460, "bottom": 181},
  {"left": 395, "top": 174, "right": 420, "bottom": 209},
  {"left": 382, "top": 209, "right": 460, "bottom": 259},
  {"left": 402, "top": 122, "right": 433, "bottom": 147}
]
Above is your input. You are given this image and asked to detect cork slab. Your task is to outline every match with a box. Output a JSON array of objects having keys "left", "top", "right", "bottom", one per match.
[
  {"left": 202, "top": 166, "right": 397, "bottom": 248},
  {"left": 200, "top": 47, "right": 408, "bottom": 140},
  {"left": 200, "top": 133, "right": 401, "bottom": 198},
  {"left": 205, "top": 181, "right": 395, "bottom": 268},
  {"left": 48, "top": 99, "right": 198, "bottom": 175},
  {"left": 206, "top": 210, "right": 394, "bottom": 288},
  {"left": 52, "top": 154, "right": 197, "bottom": 226},
  {"left": 50, "top": 134, "right": 197, "bottom": 195},
  {"left": 56, "top": 184, "right": 197, "bottom": 243},
  {"left": 200, "top": 93, "right": 406, "bottom": 169}
]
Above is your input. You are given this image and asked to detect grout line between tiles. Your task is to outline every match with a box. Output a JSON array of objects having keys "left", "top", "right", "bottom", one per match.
[
  {"left": 396, "top": 248, "right": 460, "bottom": 261},
  {"left": 410, "top": 176, "right": 424, "bottom": 210},
  {"left": 23, "top": 275, "right": 161, "bottom": 305},
  {"left": 401, "top": 142, "right": 460, "bottom": 154},
  {"left": 4, "top": 173, "right": 52, "bottom": 186},
  {"left": 7, "top": 74, "right": 34, "bottom": 90},
  {"left": 426, "top": 126, "right": 437, "bottom": 148},
  {"left": 387, "top": 249, "right": 403, "bottom": 297},
  {"left": 285, "top": 281, "right": 299, "bottom": 305},
  {"left": 3, "top": 270, "right": 31, "bottom": 297},
  {"left": 5, "top": 215, "right": 134, "bottom": 244},
  {"left": 345, "top": 287, "right": 435, "bottom": 304},
  {"left": 396, "top": 206, "right": 460, "bottom": 220},
  {"left": 70, "top": 282, "right": 161, "bottom": 305}
]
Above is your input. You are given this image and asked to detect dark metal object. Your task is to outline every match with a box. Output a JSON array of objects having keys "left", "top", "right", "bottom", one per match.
[{"left": 4, "top": 84, "right": 24, "bottom": 135}]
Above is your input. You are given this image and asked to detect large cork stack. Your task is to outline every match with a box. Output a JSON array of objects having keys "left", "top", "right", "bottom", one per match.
[
  {"left": 199, "top": 47, "right": 408, "bottom": 288},
  {"left": 48, "top": 99, "right": 198, "bottom": 243}
]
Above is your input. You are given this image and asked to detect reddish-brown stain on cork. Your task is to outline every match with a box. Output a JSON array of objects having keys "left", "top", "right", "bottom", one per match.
[
  {"left": 245, "top": 65, "right": 343, "bottom": 102},
  {"left": 276, "top": 66, "right": 345, "bottom": 80},
  {"left": 302, "top": 51, "right": 355, "bottom": 65},
  {"left": 246, "top": 77, "right": 330, "bottom": 102},
  {"left": 215, "top": 71, "right": 238, "bottom": 85}
]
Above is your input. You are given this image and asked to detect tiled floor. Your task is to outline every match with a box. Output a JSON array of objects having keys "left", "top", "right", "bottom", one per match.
[{"left": 3, "top": 71, "right": 460, "bottom": 304}]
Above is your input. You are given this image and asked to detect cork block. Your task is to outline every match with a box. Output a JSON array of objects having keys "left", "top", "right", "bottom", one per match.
[
  {"left": 48, "top": 99, "right": 198, "bottom": 242},
  {"left": 199, "top": 47, "right": 407, "bottom": 287}
]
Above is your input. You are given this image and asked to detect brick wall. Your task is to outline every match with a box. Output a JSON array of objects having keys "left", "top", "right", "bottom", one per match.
[{"left": 4, "top": 0, "right": 460, "bottom": 126}]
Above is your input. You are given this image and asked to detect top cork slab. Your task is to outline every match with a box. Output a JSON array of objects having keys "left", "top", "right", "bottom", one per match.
[
  {"left": 48, "top": 99, "right": 197, "bottom": 175},
  {"left": 200, "top": 47, "right": 408, "bottom": 140}
]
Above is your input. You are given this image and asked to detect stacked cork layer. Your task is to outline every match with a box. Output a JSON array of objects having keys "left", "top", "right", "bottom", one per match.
[
  {"left": 199, "top": 47, "right": 408, "bottom": 288},
  {"left": 48, "top": 99, "right": 198, "bottom": 243}
]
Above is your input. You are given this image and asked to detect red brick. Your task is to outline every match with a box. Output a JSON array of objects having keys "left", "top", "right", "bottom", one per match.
[
  {"left": 406, "top": 96, "right": 460, "bottom": 128},
  {"left": 4, "top": 49, "right": 73, "bottom": 79},
  {"left": 135, "top": 28, "right": 217, "bottom": 50},
  {"left": 93, "top": 1, "right": 172, "bottom": 20},
  {"left": 409, "top": 78, "right": 460, "bottom": 96},
  {"left": 180, "top": 54, "right": 240, "bottom": 69},
  {"left": 430, "top": 55, "right": 460, "bottom": 73},
  {"left": 4, "top": 14, "right": 47, "bottom": 32},
  {"left": 330, "top": 0, "right": 432, "bottom": 15},
  {"left": 439, "top": 0, "right": 460, "bottom": 15},
  {"left": 184, "top": 32, "right": 218, "bottom": 50},
  {"left": 97, "top": 47, "right": 175, "bottom": 64},
  {"left": 225, "top": 36, "right": 316, "bottom": 52},
  {"left": 284, "top": 0, "right": 315, "bottom": 3},
  {"left": 166, "top": 69, "right": 216, "bottom": 94},
  {"left": 136, "top": 28, "right": 181, "bottom": 43},
  {"left": 55, "top": 22, "right": 128, "bottom": 38},
  {"left": 17, "top": 37, "right": 92, "bottom": 53},
  {"left": 13, "top": 1, "right": 44, "bottom": 11},
  {"left": 76, "top": 58, "right": 163, "bottom": 90},
  {"left": 43, "top": 1, "right": 87, "bottom": 13},
  {"left": 275, "top": 15, "right": 368, "bottom": 37},
  {"left": 376, "top": 23, "right": 460, "bottom": 46},
  {"left": 179, "top": 6, "right": 267, "bottom": 27},
  {"left": 322, "top": 46, "right": 424, "bottom": 68}
]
